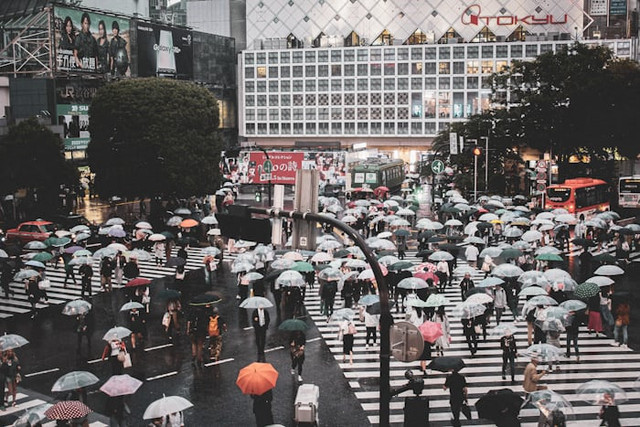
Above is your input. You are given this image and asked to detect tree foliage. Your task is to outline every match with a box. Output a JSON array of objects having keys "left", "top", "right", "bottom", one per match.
[
  {"left": 0, "top": 118, "right": 77, "bottom": 209},
  {"left": 87, "top": 78, "right": 222, "bottom": 198}
]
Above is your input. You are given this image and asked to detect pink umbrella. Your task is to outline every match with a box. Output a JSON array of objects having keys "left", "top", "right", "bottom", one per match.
[
  {"left": 418, "top": 321, "right": 443, "bottom": 344},
  {"left": 416, "top": 263, "right": 437, "bottom": 273},
  {"left": 414, "top": 271, "right": 440, "bottom": 284},
  {"left": 99, "top": 374, "right": 143, "bottom": 397}
]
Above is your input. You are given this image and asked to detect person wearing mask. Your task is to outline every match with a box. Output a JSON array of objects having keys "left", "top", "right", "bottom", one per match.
[
  {"left": 459, "top": 273, "right": 474, "bottom": 301},
  {"left": 500, "top": 332, "right": 517, "bottom": 384},
  {"left": 252, "top": 306, "right": 270, "bottom": 361},
  {"left": 443, "top": 368, "right": 468, "bottom": 427},
  {"left": 494, "top": 285, "right": 507, "bottom": 325}
]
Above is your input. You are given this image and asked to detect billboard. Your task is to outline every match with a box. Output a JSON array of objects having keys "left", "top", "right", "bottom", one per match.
[
  {"left": 238, "top": 152, "right": 304, "bottom": 185},
  {"left": 54, "top": 6, "right": 131, "bottom": 76},
  {"left": 55, "top": 78, "right": 104, "bottom": 150},
  {"left": 136, "top": 22, "right": 193, "bottom": 79}
]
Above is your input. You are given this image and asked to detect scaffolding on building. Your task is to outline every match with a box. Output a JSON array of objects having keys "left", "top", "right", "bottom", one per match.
[{"left": 0, "top": 7, "right": 53, "bottom": 77}]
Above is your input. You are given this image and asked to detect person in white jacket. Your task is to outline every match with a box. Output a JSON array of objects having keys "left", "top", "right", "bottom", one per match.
[
  {"left": 433, "top": 306, "right": 450, "bottom": 357},
  {"left": 364, "top": 310, "right": 380, "bottom": 349},
  {"left": 494, "top": 285, "right": 507, "bottom": 325}
]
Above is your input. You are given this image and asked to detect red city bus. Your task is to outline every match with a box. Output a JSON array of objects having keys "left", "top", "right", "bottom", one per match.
[{"left": 545, "top": 178, "right": 610, "bottom": 219}]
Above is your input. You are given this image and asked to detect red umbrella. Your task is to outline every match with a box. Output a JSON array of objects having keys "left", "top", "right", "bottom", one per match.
[
  {"left": 374, "top": 186, "right": 389, "bottom": 197},
  {"left": 45, "top": 401, "right": 92, "bottom": 420},
  {"left": 415, "top": 263, "right": 437, "bottom": 274},
  {"left": 125, "top": 278, "right": 152, "bottom": 288},
  {"left": 418, "top": 321, "right": 443, "bottom": 344},
  {"left": 414, "top": 271, "right": 439, "bottom": 284},
  {"left": 477, "top": 207, "right": 488, "bottom": 213}
]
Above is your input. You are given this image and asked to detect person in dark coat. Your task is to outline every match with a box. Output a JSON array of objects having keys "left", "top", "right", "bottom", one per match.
[
  {"left": 251, "top": 389, "right": 274, "bottom": 427},
  {"left": 444, "top": 369, "right": 468, "bottom": 427},
  {"left": 461, "top": 318, "right": 478, "bottom": 356},
  {"left": 76, "top": 311, "right": 94, "bottom": 356},
  {"left": 0, "top": 261, "right": 15, "bottom": 299},
  {"left": 500, "top": 333, "right": 517, "bottom": 383},
  {"left": 79, "top": 262, "right": 93, "bottom": 299},
  {"left": 252, "top": 306, "right": 270, "bottom": 361},
  {"left": 459, "top": 273, "right": 474, "bottom": 301},
  {"left": 186, "top": 306, "right": 210, "bottom": 367}
]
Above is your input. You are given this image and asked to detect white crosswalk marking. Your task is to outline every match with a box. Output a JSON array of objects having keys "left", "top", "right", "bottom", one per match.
[
  {"left": 302, "top": 245, "right": 640, "bottom": 426},
  {"left": 0, "top": 247, "right": 209, "bottom": 319}
]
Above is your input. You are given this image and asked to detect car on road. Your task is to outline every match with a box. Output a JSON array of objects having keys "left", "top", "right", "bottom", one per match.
[{"left": 5, "top": 220, "right": 55, "bottom": 245}]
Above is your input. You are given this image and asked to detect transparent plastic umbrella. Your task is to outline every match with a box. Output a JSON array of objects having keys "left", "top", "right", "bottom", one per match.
[
  {"left": 330, "top": 308, "right": 356, "bottom": 322},
  {"left": 62, "top": 300, "right": 92, "bottom": 316},
  {"left": 586, "top": 276, "right": 615, "bottom": 287},
  {"left": 428, "top": 251, "right": 454, "bottom": 261},
  {"left": 523, "top": 343, "right": 564, "bottom": 362},
  {"left": 490, "top": 323, "right": 519, "bottom": 337},
  {"left": 529, "top": 390, "right": 574, "bottom": 416},
  {"left": 492, "top": 264, "right": 524, "bottom": 278},
  {"left": 576, "top": 380, "right": 628, "bottom": 405},
  {"left": 594, "top": 265, "right": 625, "bottom": 276},
  {"left": 519, "top": 286, "right": 548, "bottom": 297},
  {"left": 317, "top": 267, "right": 344, "bottom": 282},
  {"left": 102, "top": 327, "right": 132, "bottom": 342},
  {"left": 465, "top": 293, "right": 493, "bottom": 305},
  {"left": 231, "top": 262, "right": 255, "bottom": 273},
  {"left": 452, "top": 302, "right": 486, "bottom": 319},
  {"left": 275, "top": 270, "right": 305, "bottom": 288},
  {"left": 51, "top": 371, "right": 99, "bottom": 393},
  {"left": 559, "top": 300, "right": 587, "bottom": 311},
  {"left": 397, "top": 277, "right": 429, "bottom": 290},
  {"left": 0, "top": 333, "right": 29, "bottom": 350},
  {"left": 477, "top": 277, "right": 504, "bottom": 288},
  {"left": 527, "top": 295, "right": 558, "bottom": 307},
  {"left": 143, "top": 395, "right": 193, "bottom": 420},
  {"left": 424, "top": 294, "right": 448, "bottom": 307}
]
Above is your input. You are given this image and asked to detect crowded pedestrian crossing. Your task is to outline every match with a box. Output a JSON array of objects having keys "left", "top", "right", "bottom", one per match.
[
  {"left": 0, "top": 247, "right": 208, "bottom": 319},
  {"left": 303, "top": 247, "right": 640, "bottom": 426}
]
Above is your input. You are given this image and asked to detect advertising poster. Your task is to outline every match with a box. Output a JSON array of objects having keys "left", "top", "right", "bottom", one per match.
[
  {"left": 56, "top": 78, "right": 104, "bottom": 150},
  {"left": 610, "top": 0, "right": 627, "bottom": 15},
  {"left": 241, "top": 152, "right": 304, "bottom": 185},
  {"left": 54, "top": 6, "right": 131, "bottom": 76},
  {"left": 137, "top": 22, "right": 193, "bottom": 79}
]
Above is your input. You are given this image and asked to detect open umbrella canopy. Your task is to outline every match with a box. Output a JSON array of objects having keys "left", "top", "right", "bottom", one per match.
[
  {"left": 143, "top": 395, "right": 194, "bottom": 420},
  {"left": 428, "top": 356, "right": 465, "bottom": 372},
  {"left": 453, "top": 302, "right": 486, "bottom": 319},
  {"left": 491, "top": 264, "right": 524, "bottom": 278},
  {"left": 243, "top": 272, "right": 265, "bottom": 282},
  {"left": 584, "top": 275, "right": 615, "bottom": 288},
  {"left": 278, "top": 319, "right": 309, "bottom": 331},
  {"left": 388, "top": 261, "right": 414, "bottom": 271},
  {"left": 359, "top": 294, "right": 380, "bottom": 306},
  {"left": 0, "top": 333, "right": 29, "bottom": 350},
  {"left": 51, "top": 371, "right": 99, "bottom": 393},
  {"left": 102, "top": 326, "right": 132, "bottom": 342},
  {"left": 276, "top": 270, "right": 306, "bottom": 287},
  {"left": 418, "top": 321, "right": 443, "bottom": 343},
  {"left": 239, "top": 296, "right": 273, "bottom": 309},
  {"left": 13, "top": 402, "right": 53, "bottom": 426},
  {"left": 236, "top": 362, "right": 279, "bottom": 396},
  {"left": 576, "top": 380, "right": 628, "bottom": 405},
  {"left": 536, "top": 253, "right": 564, "bottom": 262},
  {"left": 189, "top": 292, "right": 222, "bottom": 306},
  {"left": 100, "top": 374, "right": 143, "bottom": 397},
  {"left": 465, "top": 293, "right": 493, "bottom": 305},
  {"left": 45, "top": 401, "right": 92, "bottom": 420},
  {"left": 180, "top": 218, "right": 199, "bottom": 228},
  {"left": 529, "top": 390, "right": 574, "bottom": 415},
  {"left": 330, "top": 308, "right": 356, "bottom": 322},
  {"left": 125, "top": 278, "right": 152, "bottom": 288},
  {"left": 428, "top": 251, "right": 454, "bottom": 261},
  {"left": 25, "top": 260, "right": 46, "bottom": 269},
  {"left": 523, "top": 343, "right": 564, "bottom": 361},
  {"left": 527, "top": 295, "right": 558, "bottom": 307},
  {"left": 13, "top": 269, "right": 41, "bottom": 281},
  {"left": 148, "top": 233, "right": 166, "bottom": 242},
  {"left": 476, "top": 389, "right": 523, "bottom": 422},
  {"left": 231, "top": 261, "right": 255, "bottom": 273},
  {"left": 575, "top": 282, "right": 600, "bottom": 299},
  {"left": 594, "top": 265, "right": 625, "bottom": 276},
  {"left": 490, "top": 323, "right": 519, "bottom": 337},
  {"left": 543, "top": 269, "right": 572, "bottom": 283},
  {"left": 477, "top": 277, "right": 504, "bottom": 288},
  {"left": 559, "top": 300, "right": 588, "bottom": 312},
  {"left": 522, "top": 230, "right": 543, "bottom": 242},
  {"left": 24, "top": 240, "right": 48, "bottom": 250},
  {"left": 397, "top": 277, "right": 429, "bottom": 290},
  {"left": 519, "top": 286, "right": 548, "bottom": 297},
  {"left": 120, "top": 301, "right": 145, "bottom": 312},
  {"left": 62, "top": 299, "right": 92, "bottom": 316},
  {"left": 424, "top": 294, "right": 448, "bottom": 307},
  {"left": 31, "top": 252, "right": 53, "bottom": 263},
  {"left": 45, "top": 237, "right": 71, "bottom": 248}
]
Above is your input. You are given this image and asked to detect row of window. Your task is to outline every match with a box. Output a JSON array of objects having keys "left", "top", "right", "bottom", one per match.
[
  {"left": 243, "top": 43, "right": 557, "bottom": 65},
  {"left": 245, "top": 76, "right": 495, "bottom": 96},
  {"left": 245, "top": 59, "right": 509, "bottom": 79},
  {"left": 244, "top": 122, "right": 444, "bottom": 136}
]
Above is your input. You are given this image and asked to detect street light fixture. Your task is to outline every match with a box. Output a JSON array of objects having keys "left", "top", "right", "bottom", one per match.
[
  {"left": 480, "top": 136, "right": 489, "bottom": 191},
  {"left": 472, "top": 146, "right": 482, "bottom": 202}
]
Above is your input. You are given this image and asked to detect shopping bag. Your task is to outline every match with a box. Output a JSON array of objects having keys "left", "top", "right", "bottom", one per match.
[
  {"left": 38, "top": 279, "right": 51, "bottom": 289},
  {"left": 122, "top": 352, "right": 132, "bottom": 368},
  {"left": 162, "top": 312, "right": 171, "bottom": 328},
  {"left": 461, "top": 402, "right": 472, "bottom": 420}
]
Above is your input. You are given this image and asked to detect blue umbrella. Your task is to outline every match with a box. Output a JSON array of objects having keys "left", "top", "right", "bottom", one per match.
[{"left": 359, "top": 294, "right": 380, "bottom": 306}]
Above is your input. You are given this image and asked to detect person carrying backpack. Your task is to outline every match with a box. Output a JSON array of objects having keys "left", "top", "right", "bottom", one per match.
[{"left": 208, "top": 307, "right": 227, "bottom": 362}]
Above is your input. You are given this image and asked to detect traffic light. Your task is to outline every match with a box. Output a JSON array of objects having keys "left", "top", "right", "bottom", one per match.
[
  {"left": 472, "top": 146, "right": 482, "bottom": 157},
  {"left": 255, "top": 191, "right": 262, "bottom": 202}
]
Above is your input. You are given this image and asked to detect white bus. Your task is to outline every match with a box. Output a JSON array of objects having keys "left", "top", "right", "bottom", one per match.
[{"left": 618, "top": 176, "right": 640, "bottom": 209}]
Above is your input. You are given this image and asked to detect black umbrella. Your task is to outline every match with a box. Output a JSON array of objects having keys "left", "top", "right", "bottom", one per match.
[
  {"left": 157, "top": 289, "right": 181, "bottom": 300},
  {"left": 333, "top": 249, "right": 350, "bottom": 258},
  {"left": 376, "top": 250, "right": 396, "bottom": 257},
  {"left": 476, "top": 388, "right": 523, "bottom": 422},
  {"left": 415, "top": 250, "right": 434, "bottom": 259},
  {"left": 4, "top": 245, "right": 21, "bottom": 256},
  {"left": 176, "top": 236, "right": 198, "bottom": 246},
  {"left": 427, "top": 235, "right": 446, "bottom": 244},
  {"left": 438, "top": 243, "right": 459, "bottom": 253},
  {"left": 418, "top": 231, "right": 435, "bottom": 240},
  {"left": 427, "top": 357, "right": 465, "bottom": 372},
  {"left": 476, "top": 222, "right": 493, "bottom": 230},
  {"left": 165, "top": 257, "right": 187, "bottom": 268},
  {"left": 189, "top": 292, "right": 222, "bottom": 306},
  {"left": 264, "top": 269, "right": 285, "bottom": 281},
  {"left": 571, "top": 238, "right": 595, "bottom": 247},
  {"left": 446, "top": 235, "right": 465, "bottom": 242}
]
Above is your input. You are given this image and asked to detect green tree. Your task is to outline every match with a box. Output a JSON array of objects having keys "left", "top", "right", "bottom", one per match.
[
  {"left": 87, "top": 78, "right": 222, "bottom": 198},
  {"left": 0, "top": 118, "right": 77, "bottom": 215}
]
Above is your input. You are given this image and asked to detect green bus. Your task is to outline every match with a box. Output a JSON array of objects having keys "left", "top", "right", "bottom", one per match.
[{"left": 350, "top": 158, "right": 405, "bottom": 192}]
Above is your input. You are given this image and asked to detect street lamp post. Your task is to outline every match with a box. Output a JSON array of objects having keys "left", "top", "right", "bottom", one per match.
[
  {"left": 473, "top": 151, "right": 478, "bottom": 202},
  {"left": 257, "top": 146, "right": 272, "bottom": 206},
  {"left": 481, "top": 136, "right": 489, "bottom": 191}
]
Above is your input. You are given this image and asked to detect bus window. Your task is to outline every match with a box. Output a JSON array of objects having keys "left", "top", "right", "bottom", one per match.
[
  {"left": 547, "top": 187, "right": 570, "bottom": 202},
  {"left": 366, "top": 172, "right": 377, "bottom": 184},
  {"left": 354, "top": 172, "right": 365, "bottom": 184}
]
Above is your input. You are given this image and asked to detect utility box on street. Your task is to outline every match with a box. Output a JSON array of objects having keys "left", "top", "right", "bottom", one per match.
[{"left": 292, "top": 169, "right": 318, "bottom": 251}]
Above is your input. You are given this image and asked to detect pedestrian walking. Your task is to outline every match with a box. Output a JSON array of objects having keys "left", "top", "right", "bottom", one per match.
[
  {"left": 162, "top": 411, "right": 184, "bottom": 427},
  {"left": 252, "top": 306, "right": 270, "bottom": 361},
  {"left": 436, "top": 259, "right": 449, "bottom": 293},
  {"left": 613, "top": 303, "right": 630, "bottom": 347},
  {"left": 187, "top": 306, "right": 209, "bottom": 367},
  {"left": 203, "top": 254, "right": 216, "bottom": 286},
  {"left": 461, "top": 318, "right": 478, "bottom": 356},
  {"left": 599, "top": 392, "right": 621, "bottom": 427},
  {"left": 545, "top": 328, "right": 561, "bottom": 372},
  {"left": 565, "top": 311, "right": 581, "bottom": 362},
  {"left": 434, "top": 306, "right": 450, "bottom": 357},
  {"left": 79, "top": 262, "right": 93, "bottom": 299},
  {"left": 113, "top": 251, "right": 125, "bottom": 286},
  {"left": 494, "top": 285, "right": 507, "bottom": 325},
  {"left": 1, "top": 350, "right": 21, "bottom": 407},
  {"left": 174, "top": 265, "right": 186, "bottom": 285},
  {"left": 464, "top": 243, "right": 479, "bottom": 269},
  {"left": 25, "top": 274, "right": 44, "bottom": 319},
  {"left": 500, "top": 332, "right": 517, "bottom": 383},
  {"left": 100, "top": 256, "right": 114, "bottom": 292},
  {"left": 123, "top": 258, "right": 139, "bottom": 280},
  {"left": 164, "top": 297, "right": 182, "bottom": 340},
  {"left": 397, "top": 236, "right": 407, "bottom": 260},
  {"left": 600, "top": 290, "right": 614, "bottom": 336},
  {"left": 443, "top": 369, "right": 468, "bottom": 427},
  {"left": 289, "top": 330, "right": 305, "bottom": 383},
  {"left": 62, "top": 252, "right": 77, "bottom": 288},
  {"left": 101, "top": 339, "right": 126, "bottom": 375},
  {"left": 208, "top": 307, "right": 227, "bottom": 362},
  {"left": 459, "top": 273, "right": 474, "bottom": 301},
  {"left": 364, "top": 310, "right": 379, "bottom": 349},
  {"left": 338, "top": 318, "right": 356, "bottom": 365},
  {"left": 587, "top": 295, "right": 604, "bottom": 336},
  {"left": 523, "top": 356, "right": 547, "bottom": 393},
  {"left": 128, "top": 307, "right": 146, "bottom": 349},
  {"left": 0, "top": 261, "right": 14, "bottom": 299},
  {"left": 76, "top": 311, "right": 94, "bottom": 356},
  {"left": 153, "top": 241, "right": 165, "bottom": 266},
  {"left": 251, "top": 389, "right": 274, "bottom": 427}
]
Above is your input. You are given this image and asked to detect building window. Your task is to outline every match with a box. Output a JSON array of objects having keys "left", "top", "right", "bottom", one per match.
[
  {"left": 269, "top": 81, "right": 279, "bottom": 92},
  {"left": 467, "top": 77, "right": 479, "bottom": 89},
  {"left": 453, "top": 46, "right": 465, "bottom": 59},
  {"left": 371, "top": 122, "right": 381, "bottom": 134},
  {"left": 245, "top": 67, "right": 254, "bottom": 78},
  {"left": 344, "top": 122, "right": 355, "bottom": 134},
  {"left": 453, "top": 77, "right": 464, "bottom": 89},
  {"left": 384, "top": 122, "right": 395, "bottom": 134},
  {"left": 293, "top": 123, "right": 303, "bottom": 134},
  {"left": 411, "top": 47, "right": 423, "bottom": 59},
  {"left": 425, "top": 47, "right": 436, "bottom": 60},
  {"left": 344, "top": 79, "right": 355, "bottom": 91},
  {"left": 371, "top": 78, "right": 382, "bottom": 91},
  {"left": 467, "top": 46, "right": 479, "bottom": 58},
  {"left": 357, "top": 79, "right": 368, "bottom": 91},
  {"left": 357, "top": 122, "right": 368, "bottom": 134},
  {"left": 257, "top": 81, "right": 266, "bottom": 92},
  {"left": 280, "top": 51, "right": 290, "bottom": 63},
  {"left": 371, "top": 93, "right": 381, "bottom": 105},
  {"left": 257, "top": 67, "right": 266, "bottom": 78},
  {"left": 371, "top": 107, "right": 381, "bottom": 119},
  {"left": 344, "top": 108, "right": 355, "bottom": 120},
  {"left": 344, "top": 50, "right": 355, "bottom": 62},
  {"left": 257, "top": 108, "right": 267, "bottom": 120},
  {"left": 411, "top": 122, "right": 422, "bottom": 134},
  {"left": 412, "top": 62, "right": 423, "bottom": 74},
  {"left": 496, "top": 45, "right": 508, "bottom": 58},
  {"left": 481, "top": 60, "right": 494, "bottom": 74},
  {"left": 384, "top": 93, "right": 395, "bottom": 105},
  {"left": 245, "top": 81, "right": 255, "bottom": 92},
  {"left": 481, "top": 45, "right": 494, "bottom": 58},
  {"left": 384, "top": 78, "right": 395, "bottom": 90},
  {"left": 332, "top": 108, "right": 342, "bottom": 120},
  {"left": 293, "top": 51, "right": 303, "bottom": 63},
  {"left": 318, "top": 107, "right": 329, "bottom": 120},
  {"left": 257, "top": 95, "right": 267, "bottom": 106},
  {"left": 384, "top": 107, "right": 395, "bottom": 119},
  {"left": 245, "top": 53, "right": 254, "bottom": 65},
  {"left": 511, "top": 45, "right": 523, "bottom": 57},
  {"left": 268, "top": 66, "right": 278, "bottom": 78},
  {"left": 319, "top": 94, "right": 329, "bottom": 105},
  {"left": 245, "top": 95, "right": 255, "bottom": 107},
  {"left": 269, "top": 94, "right": 278, "bottom": 105},
  {"left": 318, "top": 65, "right": 329, "bottom": 77},
  {"left": 398, "top": 93, "right": 408, "bottom": 104},
  {"left": 293, "top": 80, "right": 303, "bottom": 92},
  {"left": 496, "top": 60, "right": 508, "bottom": 72},
  {"left": 317, "top": 50, "right": 328, "bottom": 62},
  {"left": 467, "top": 61, "right": 479, "bottom": 74},
  {"left": 306, "top": 94, "right": 316, "bottom": 105},
  {"left": 256, "top": 52, "right": 266, "bottom": 64},
  {"left": 370, "top": 49, "right": 382, "bottom": 61},
  {"left": 331, "top": 93, "right": 342, "bottom": 105},
  {"left": 453, "top": 92, "right": 464, "bottom": 118},
  {"left": 246, "top": 123, "right": 255, "bottom": 134},
  {"left": 305, "top": 51, "right": 316, "bottom": 63},
  {"left": 398, "top": 108, "right": 409, "bottom": 120},
  {"left": 245, "top": 109, "right": 255, "bottom": 120},
  {"left": 398, "top": 48, "right": 409, "bottom": 60},
  {"left": 305, "top": 65, "right": 316, "bottom": 77},
  {"left": 281, "top": 123, "right": 291, "bottom": 134},
  {"left": 344, "top": 93, "right": 355, "bottom": 105},
  {"left": 424, "top": 91, "right": 436, "bottom": 118},
  {"left": 332, "top": 79, "right": 342, "bottom": 91},
  {"left": 357, "top": 93, "right": 368, "bottom": 105},
  {"left": 540, "top": 44, "right": 552, "bottom": 54},
  {"left": 384, "top": 63, "right": 395, "bottom": 75},
  {"left": 332, "top": 64, "right": 342, "bottom": 76},
  {"left": 331, "top": 122, "right": 342, "bottom": 134},
  {"left": 318, "top": 79, "right": 329, "bottom": 91},
  {"left": 438, "top": 46, "right": 450, "bottom": 59},
  {"left": 281, "top": 109, "right": 291, "bottom": 120},
  {"left": 357, "top": 50, "right": 368, "bottom": 62},
  {"left": 293, "top": 108, "right": 303, "bottom": 120},
  {"left": 269, "top": 123, "right": 279, "bottom": 134},
  {"left": 411, "top": 77, "right": 422, "bottom": 90},
  {"left": 384, "top": 48, "right": 395, "bottom": 61},
  {"left": 293, "top": 66, "right": 303, "bottom": 77},
  {"left": 425, "top": 77, "right": 436, "bottom": 90},
  {"left": 344, "top": 64, "right": 355, "bottom": 76},
  {"left": 425, "top": 122, "right": 436, "bottom": 134},
  {"left": 370, "top": 63, "right": 382, "bottom": 76},
  {"left": 438, "top": 92, "right": 450, "bottom": 118},
  {"left": 319, "top": 122, "right": 329, "bottom": 134},
  {"left": 280, "top": 66, "right": 290, "bottom": 78},
  {"left": 281, "top": 81, "right": 291, "bottom": 92},
  {"left": 257, "top": 123, "right": 267, "bottom": 134},
  {"left": 306, "top": 80, "right": 316, "bottom": 91},
  {"left": 357, "top": 107, "right": 368, "bottom": 120},
  {"left": 453, "top": 61, "right": 464, "bottom": 74},
  {"left": 425, "top": 62, "right": 436, "bottom": 74},
  {"left": 305, "top": 108, "right": 316, "bottom": 120},
  {"left": 438, "top": 62, "right": 450, "bottom": 74},
  {"left": 305, "top": 123, "right": 315, "bottom": 134},
  {"left": 439, "top": 77, "right": 450, "bottom": 89},
  {"left": 331, "top": 50, "right": 342, "bottom": 62},
  {"left": 525, "top": 45, "right": 538, "bottom": 57}
]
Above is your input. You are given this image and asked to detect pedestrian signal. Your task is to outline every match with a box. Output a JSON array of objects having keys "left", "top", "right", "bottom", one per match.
[
  {"left": 472, "top": 146, "right": 482, "bottom": 157},
  {"left": 255, "top": 191, "right": 262, "bottom": 202}
]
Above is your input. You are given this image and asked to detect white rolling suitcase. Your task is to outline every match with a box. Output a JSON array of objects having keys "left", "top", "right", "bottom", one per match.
[{"left": 294, "top": 383, "right": 319, "bottom": 426}]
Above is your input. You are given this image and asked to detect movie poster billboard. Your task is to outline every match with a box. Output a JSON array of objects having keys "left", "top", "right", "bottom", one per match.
[
  {"left": 54, "top": 6, "right": 131, "bottom": 76},
  {"left": 137, "top": 22, "right": 193, "bottom": 79},
  {"left": 56, "top": 78, "right": 104, "bottom": 150}
]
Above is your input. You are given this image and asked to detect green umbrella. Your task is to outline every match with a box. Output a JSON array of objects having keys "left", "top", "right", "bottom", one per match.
[
  {"left": 500, "top": 248, "right": 523, "bottom": 260},
  {"left": 44, "top": 237, "right": 71, "bottom": 248},
  {"left": 32, "top": 252, "right": 53, "bottom": 263},
  {"left": 575, "top": 282, "right": 600, "bottom": 299},
  {"left": 291, "top": 261, "right": 314, "bottom": 272},
  {"left": 190, "top": 292, "right": 223, "bottom": 306},
  {"left": 158, "top": 289, "right": 182, "bottom": 300},
  {"left": 535, "top": 253, "right": 564, "bottom": 262},
  {"left": 394, "top": 229, "right": 410, "bottom": 237},
  {"left": 592, "top": 253, "right": 617, "bottom": 264},
  {"left": 278, "top": 319, "right": 309, "bottom": 331},
  {"left": 388, "top": 261, "right": 414, "bottom": 271},
  {"left": 333, "top": 249, "right": 350, "bottom": 258}
]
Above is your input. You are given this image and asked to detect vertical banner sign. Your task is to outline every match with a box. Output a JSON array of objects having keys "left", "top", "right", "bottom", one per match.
[
  {"left": 459, "top": 136, "right": 465, "bottom": 153},
  {"left": 54, "top": 6, "right": 131, "bottom": 76},
  {"left": 136, "top": 22, "right": 194, "bottom": 79},
  {"left": 55, "top": 78, "right": 104, "bottom": 150},
  {"left": 247, "top": 152, "right": 304, "bottom": 185},
  {"left": 449, "top": 132, "right": 458, "bottom": 155}
]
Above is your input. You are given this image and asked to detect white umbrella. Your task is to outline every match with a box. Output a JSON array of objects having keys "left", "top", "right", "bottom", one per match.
[
  {"left": 464, "top": 236, "right": 485, "bottom": 245},
  {"left": 148, "top": 233, "right": 166, "bottom": 242},
  {"left": 135, "top": 221, "right": 153, "bottom": 229},
  {"left": 310, "top": 252, "right": 333, "bottom": 263},
  {"left": 239, "top": 296, "right": 274, "bottom": 309},
  {"left": 341, "top": 215, "right": 358, "bottom": 224},
  {"left": 478, "top": 213, "right": 499, "bottom": 222},
  {"left": 201, "top": 215, "right": 219, "bottom": 225},
  {"left": 585, "top": 276, "right": 615, "bottom": 287},
  {"left": 108, "top": 243, "right": 128, "bottom": 253},
  {"left": 106, "top": 217, "right": 125, "bottom": 226},
  {"left": 143, "top": 395, "right": 193, "bottom": 420},
  {"left": 543, "top": 268, "right": 572, "bottom": 283},
  {"left": 594, "top": 265, "right": 625, "bottom": 276},
  {"left": 377, "top": 231, "right": 393, "bottom": 239},
  {"left": 396, "top": 208, "right": 416, "bottom": 216},
  {"left": 102, "top": 327, "right": 132, "bottom": 341},
  {"left": 428, "top": 251, "right": 454, "bottom": 261},
  {"left": 522, "top": 230, "right": 543, "bottom": 242},
  {"left": 444, "top": 219, "right": 463, "bottom": 227},
  {"left": 491, "top": 264, "right": 524, "bottom": 278},
  {"left": 535, "top": 212, "right": 555, "bottom": 221},
  {"left": 390, "top": 219, "right": 411, "bottom": 227},
  {"left": 503, "top": 228, "right": 523, "bottom": 238}
]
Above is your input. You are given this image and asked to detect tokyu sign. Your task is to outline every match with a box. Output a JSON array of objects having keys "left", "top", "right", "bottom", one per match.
[{"left": 462, "top": 4, "right": 568, "bottom": 26}]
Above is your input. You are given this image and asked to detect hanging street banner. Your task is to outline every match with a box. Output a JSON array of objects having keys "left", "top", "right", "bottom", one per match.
[{"left": 243, "top": 152, "right": 304, "bottom": 185}]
